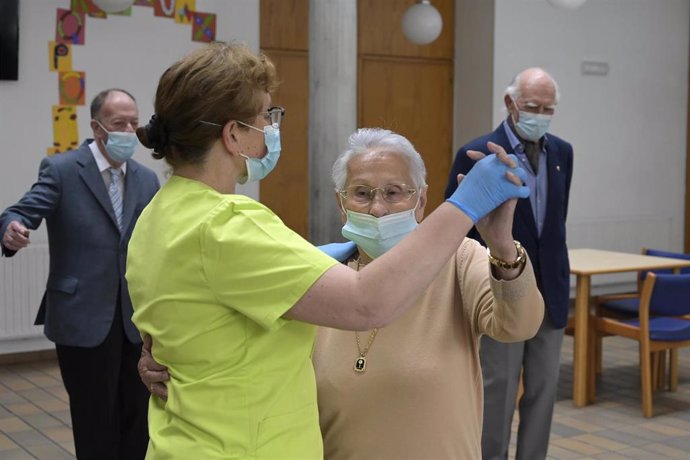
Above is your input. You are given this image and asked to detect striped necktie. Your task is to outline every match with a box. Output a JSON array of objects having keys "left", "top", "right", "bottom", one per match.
[{"left": 108, "top": 168, "right": 123, "bottom": 231}]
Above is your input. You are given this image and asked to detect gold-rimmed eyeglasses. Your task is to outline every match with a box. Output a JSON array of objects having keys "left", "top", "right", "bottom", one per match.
[{"left": 338, "top": 184, "right": 417, "bottom": 205}]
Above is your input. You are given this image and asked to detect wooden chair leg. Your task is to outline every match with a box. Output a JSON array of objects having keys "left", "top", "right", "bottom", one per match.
[
  {"left": 516, "top": 367, "right": 524, "bottom": 408},
  {"left": 640, "top": 343, "right": 654, "bottom": 417},
  {"left": 670, "top": 348, "right": 679, "bottom": 392},
  {"left": 595, "top": 335, "right": 603, "bottom": 375},
  {"left": 650, "top": 352, "right": 659, "bottom": 392},
  {"left": 658, "top": 351, "right": 667, "bottom": 391}
]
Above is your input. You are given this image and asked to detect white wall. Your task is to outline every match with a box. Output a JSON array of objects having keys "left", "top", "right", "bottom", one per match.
[
  {"left": 489, "top": 0, "right": 689, "bottom": 288},
  {"left": 0, "top": 0, "right": 260, "bottom": 246}
]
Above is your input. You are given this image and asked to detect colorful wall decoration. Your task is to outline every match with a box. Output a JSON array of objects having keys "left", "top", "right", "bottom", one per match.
[{"left": 48, "top": 0, "right": 217, "bottom": 154}]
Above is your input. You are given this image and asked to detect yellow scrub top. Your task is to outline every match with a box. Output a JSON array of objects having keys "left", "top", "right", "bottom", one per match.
[{"left": 126, "top": 176, "right": 338, "bottom": 459}]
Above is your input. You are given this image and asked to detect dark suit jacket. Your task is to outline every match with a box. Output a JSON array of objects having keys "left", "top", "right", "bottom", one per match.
[
  {"left": 444, "top": 122, "right": 573, "bottom": 328},
  {"left": 0, "top": 141, "right": 160, "bottom": 346}
]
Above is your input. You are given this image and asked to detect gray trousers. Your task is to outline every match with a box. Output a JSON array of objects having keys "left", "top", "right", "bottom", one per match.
[{"left": 480, "top": 315, "right": 565, "bottom": 460}]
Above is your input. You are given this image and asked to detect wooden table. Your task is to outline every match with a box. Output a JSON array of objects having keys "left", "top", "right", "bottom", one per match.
[{"left": 568, "top": 248, "right": 690, "bottom": 407}]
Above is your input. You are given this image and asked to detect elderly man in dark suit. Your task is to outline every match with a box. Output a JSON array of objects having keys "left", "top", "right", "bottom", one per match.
[
  {"left": 445, "top": 67, "right": 573, "bottom": 460},
  {"left": 0, "top": 88, "right": 159, "bottom": 460}
]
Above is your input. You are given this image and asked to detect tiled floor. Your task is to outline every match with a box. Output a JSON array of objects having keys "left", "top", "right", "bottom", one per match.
[
  {"left": 1, "top": 336, "right": 690, "bottom": 459},
  {"left": 0, "top": 352, "right": 74, "bottom": 460}
]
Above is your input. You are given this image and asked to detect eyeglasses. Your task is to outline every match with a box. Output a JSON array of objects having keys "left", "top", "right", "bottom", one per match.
[
  {"left": 514, "top": 98, "right": 556, "bottom": 115},
  {"left": 199, "top": 106, "right": 286, "bottom": 130},
  {"left": 260, "top": 106, "right": 285, "bottom": 127},
  {"left": 95, "top": 118, "right": 139, "bottom": 132},
  {"left": 338, "top": 184, "right": 417, "bottom": 205}
]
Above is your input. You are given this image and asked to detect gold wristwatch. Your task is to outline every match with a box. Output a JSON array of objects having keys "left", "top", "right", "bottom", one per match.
[{"left": 487, "top": 240, "right": 526, "bottom": 270}]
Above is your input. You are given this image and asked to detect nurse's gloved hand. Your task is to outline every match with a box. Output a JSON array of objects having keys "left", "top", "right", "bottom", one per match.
[
  {"left": 446, "top": 143, "right": 529, "bottom": 223},
  {"left": 317, "top": 241, "right": 357, "bottom": 263}
]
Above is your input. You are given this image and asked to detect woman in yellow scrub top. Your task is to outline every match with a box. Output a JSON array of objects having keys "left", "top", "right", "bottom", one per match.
[{"left": 126, "top": 41, "right": 530, "bottom": 459}]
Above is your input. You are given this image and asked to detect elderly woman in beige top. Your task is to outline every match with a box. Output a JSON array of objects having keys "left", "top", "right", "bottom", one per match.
[{"left": 139, "top": 128, "right": 543, "bottom": 459}]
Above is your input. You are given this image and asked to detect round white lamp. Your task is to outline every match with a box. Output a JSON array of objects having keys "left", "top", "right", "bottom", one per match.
[
  {"left": 547, "top": 0, "right": 588, "bottom": 9},
  {"left": 401, "top": 0, "right": 443, "bottom": 45},
  {"left": 93, "top": 0, "right": 136, "bottom": 13}
]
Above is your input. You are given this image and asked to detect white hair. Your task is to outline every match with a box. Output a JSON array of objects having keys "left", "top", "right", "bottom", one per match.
[
  {"left": 505, "top": 67, "right": 561, "bottom": 104},
  {"left": 331, "top": 128, "right": 427, "bottom": 191}
]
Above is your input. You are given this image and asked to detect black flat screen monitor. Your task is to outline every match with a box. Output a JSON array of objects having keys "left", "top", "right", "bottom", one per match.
[{"left": 0, "top": 0, "right": 19, "bottom": 81}]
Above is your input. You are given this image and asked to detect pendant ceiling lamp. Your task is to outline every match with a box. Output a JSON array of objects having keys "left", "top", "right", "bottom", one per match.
[{"left": 401, "top": 0, "right": 443, "bottom": 46}]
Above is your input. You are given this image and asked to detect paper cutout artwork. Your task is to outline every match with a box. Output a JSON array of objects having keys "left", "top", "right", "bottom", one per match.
[
  {"left": 59, "top": 71, "right": 86, "bottom": 105},
  {"left": 154, "top": 0, "right": 175, "bottom": 18},
  {"left": 49, "top": 41, "right": 72, "bottom": 72},
  {"left": 175, "top": 0, "right": 195, "bottom": 24},
  {"left": 51, "top": 105, "right": 80, "bottom": 155},
  {"left": 192, "top": 12, "right": 215, "bottom": 43},
  {"left": 134, "top": 0, "right": 154, "bottom": 6},
  {"left": 56, "top": 9, "right": 86, "bottom": 45},
  {"left": 71, "top": 0, "right": 107, "bottom": 19}
]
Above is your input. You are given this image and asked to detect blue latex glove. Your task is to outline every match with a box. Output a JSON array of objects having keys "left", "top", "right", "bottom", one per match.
[
  {"left": 317, "top": 241, "right": 358, "bottom": 263},
  {"left": 446, "top": 153, "right": 529, "bottom": 223}
]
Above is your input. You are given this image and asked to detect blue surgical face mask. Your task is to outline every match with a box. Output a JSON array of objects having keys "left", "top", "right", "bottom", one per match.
[
  {"left": 341, "top": 207, "right": 419, "bottom": 259},
  {"left": 511, "top": 99, "right": 552, "bottom": 142},
  {"left": 237, "top": 122, "right": 281, "bottom": 184},
  {"left": 96, "top": 121, "right": 138, "bottom": 162}
]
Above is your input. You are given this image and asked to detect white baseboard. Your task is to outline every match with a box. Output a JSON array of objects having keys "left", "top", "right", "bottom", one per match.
[{"left": 0, "top": 336, "right": 54, "bottom": 355}]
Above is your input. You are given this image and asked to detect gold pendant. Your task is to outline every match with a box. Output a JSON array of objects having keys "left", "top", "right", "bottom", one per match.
[{"left": 354, "top": 355, "right": 367, "bottom": 373}]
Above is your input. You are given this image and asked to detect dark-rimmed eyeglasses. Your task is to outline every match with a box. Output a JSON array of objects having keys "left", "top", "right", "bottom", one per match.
[
  {"left": 199, "top": 106, "right": 286, "bottom": 130},
  {"left": 260, "top": 106, "right": 285, "bottom": 127},
  {"left": 338, "top": 184, "right": 417, "bottom": 205}
]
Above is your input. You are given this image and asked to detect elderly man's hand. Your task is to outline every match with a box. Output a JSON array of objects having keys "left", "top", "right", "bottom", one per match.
[
  {"left": 470, "top": 142, "right": 521, "bottom": 253},
  {"left": 446, "top": 142, "right": 528, "bottom": 223},
  {"left": 139, "top": 334, "right": 170, "bottom": 402},
  {"left": 2, "top": 221, "right": 31, "bottom": 252},
  {"left": 453, "top": 142, "right": 522, "bottom": 263}
]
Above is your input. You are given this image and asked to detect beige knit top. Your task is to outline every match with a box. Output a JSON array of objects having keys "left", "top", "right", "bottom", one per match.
[{"left": 313, "top": 238, "right": 544, "bottom": 460}]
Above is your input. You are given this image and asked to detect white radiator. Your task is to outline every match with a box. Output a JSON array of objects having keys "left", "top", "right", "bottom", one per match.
[{"left": 0, "top": 244, "right": 49, "bottom": 347}]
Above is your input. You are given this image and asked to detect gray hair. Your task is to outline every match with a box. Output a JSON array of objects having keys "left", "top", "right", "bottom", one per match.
[
  {"left": 505, "top": 67, "right": 560, "bottom": 105},
  {"left": 331, "top": 128, "right": 427, "bottom": 191}
]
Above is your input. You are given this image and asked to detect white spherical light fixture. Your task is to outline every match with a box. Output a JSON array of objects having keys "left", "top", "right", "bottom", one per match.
[
  {"left": 547, "top": 0, "right": 588, "bottom": 9},
  {"left": 92, "top": 0, "right": 136, "bottom": 13},
  {"left": 401, "top": 0, "right": 443, "bottom": 45}
]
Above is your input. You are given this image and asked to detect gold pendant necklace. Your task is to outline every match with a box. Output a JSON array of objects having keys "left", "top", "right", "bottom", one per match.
[
  {"left": 352, "top": 256, "right": 380, "bottom": 374},
  {"left": 354, "top": 328, "right": 379, "bottom": 373}
]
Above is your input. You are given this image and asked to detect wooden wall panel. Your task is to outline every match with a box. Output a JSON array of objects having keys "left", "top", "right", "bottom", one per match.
[
  {"left": 260, "top": 0, "right": 308, "bottom": 51},
  {"left": 260, "top": 0, "right": 309, "bottom": 238},
  {"left": 261, "top": 0, "right": 455, "bottom": 236},
  {"left": 358, "top": 0, "right": 453, "bottom": 60},
  {"left": 259, "top": 50, "right": 309, "bottom": 238},
  {"left": 359, "top": 57, "right": 453, "bottom": 212},
  {"left": 358, "top": 0, "right": 454, "bottom": 214}
]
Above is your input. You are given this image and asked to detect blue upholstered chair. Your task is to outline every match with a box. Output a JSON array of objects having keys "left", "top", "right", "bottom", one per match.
[
  {"left": 593, "top": 249, "right": 690, "bottom": 388},
  {"left": 595, "top": 272, "right": 690, "bottom": 417},
  {"left": 596, "top": 249, "right": 690, "bottom": 317}
]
